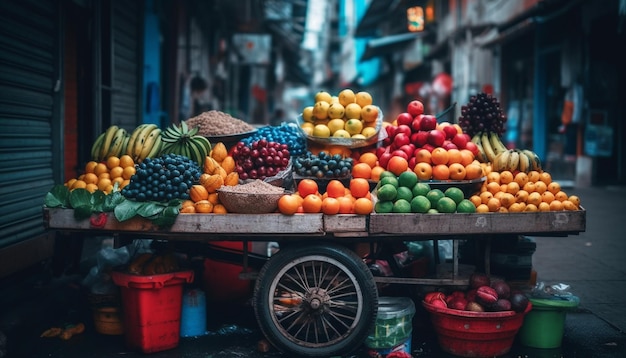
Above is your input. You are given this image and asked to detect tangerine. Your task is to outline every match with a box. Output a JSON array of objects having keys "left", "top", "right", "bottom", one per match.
[
  {"left": 487, "top": 197, "right": 502, "bottom": 212},
  {"left": 359, "top": 152, "right": 378, "bottom": 168},
  {"left": 278, "top": 194, "right": 301, "bottom": 215},
  {"left": 352, "top": 162, "right": 372, "bottom": 179},
  {"left": 475, "top": 204, "right": 489, "bottom": 213},
  {"left": 326, "top": 180, "right": 346, "bottom": 198},
  {"left": 549, "top": 200, "right": 564, "bottom": 211},
  {"left": 212, "top": 204, "right": 228, "bottom": 214},
  {"left": 83, "top": 172, "right": 99, "bottom": 185},
  {"left": 548, "top": 182, "right": 561, "bottom": 194},
  {"left": 353, "top": 197, "right": 374, "bottom": 215},
  {"left": 337, "top": 196, "right": 354, "bottom": 214},
  {"left": 387, "top": 156, "right": 409, "bottom": 176},
  {"left": 539, "top": 172, "right": 552, "bottom": 184},
  {"left": 370, "top": 166, "right": 385, "bottom": 181},
  {"left": 487, "top": 171, "right": 500, "bottom": 184},
  {"left": 84, "top": 161, "right": 98, "bottom": 174},
  {"left": 446, "top": 149, "right": 463, "bottom": 165},
  {"left": 538, "top": 202, "right": 551, "bottom": 212},
  {"left": 119, "top": 155, "right": 135, "bottom": 169},
  {"left": 122, "top": 166, "right": 136, "bottom": 180},
  {"left": 432, "top": 164, "right": 450, "bottom": 180},
  {"left": 349, "top": 178, "right": 371, "bottom": 198},
  {"left": 554, "top": 191, "right": 569, "bottom": 202},
  {"left": 106, "top": 156, "right": 121, "bottom": 170},
  {"left": 109, "top": 166, "right": 124, "bottom": 179},
  {"left": 297, "top": 179, "right": 319, "bottom": 197},
  {"left": 499, "top": 171, "right": 514, "bottom": 184},
  {"left": 321, "top": 197, "right": 341, "bottom": 215},
  {"left": 431, "top": 148, "right": 449, "bottom": 166},
  {"left": 514, "top": 172, "right": 529, "bottom": 187},
  {"left": 94, "top": 163, "right": 109, "bottom": 176},
  {"left": 527, "top": 170, "right": 541, "bottom": 183},
  {"left": 302, "top": 194, "right": 323, "bottom": 213},
  {"left": 459, "top": 149, "right": 475, "bottom": 166},
  {"left": 562, "top": 200, "right": 578, "bottom": 211}
]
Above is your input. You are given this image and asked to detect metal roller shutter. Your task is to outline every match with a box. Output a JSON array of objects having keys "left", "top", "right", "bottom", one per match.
[{"left": 0, "top": 0, "right": 59, "bottom": 248}]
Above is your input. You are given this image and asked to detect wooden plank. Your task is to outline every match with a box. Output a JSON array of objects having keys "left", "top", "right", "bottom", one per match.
[
  {"left": 323, "top": 214, "right": 368, "bottom": 233},
  {"left": 44, "top": 209, "right": 325, "bottom": 235},
  {"left": 368, "top": 209, "right": 586, "bottom": 236}
]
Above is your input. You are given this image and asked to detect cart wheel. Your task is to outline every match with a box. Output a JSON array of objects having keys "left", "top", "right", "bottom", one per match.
[{"left": 253, "top": 242, "right": 378, "bottom": 357}]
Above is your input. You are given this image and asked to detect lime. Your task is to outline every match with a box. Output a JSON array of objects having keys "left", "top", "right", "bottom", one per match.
[
  {"left": 410, "top": 195, "right": 431, "bottom": 213},
  {"left": 427, "top": 208, "right": 439, "bottom": 214},
  {"left": 457, "top": 199, "right": 477, "bottom": 213},
  {"left": 398, "top": 171, "right": 418, "bottom": 188},
  {"left": 437, "top": 197, "right": 457, "bottom": 213},
  {"left": 445, "top": 187, "right": 465, "bottom": 204},
  {"left": 426, "top": 189, "right": 445, "bottom": 207},
  {"left": 378, "top": 176, "right": 399, "bottom": 188},
  {"left": 395, "top": 186, "right": 414, "bottom": 203},
  {"left": 376, "top": 184, "right": 397, "bottom": 201},
  {"left": 392, "top": 199, "right": 412, "bottom": 213},
  {"left": 375, "top": 200, "right": 394, "bottom": 213},
  {"left": 379, "top": 170, "right": 397, "bottom": 180},
  {"left": 412, "top": 182, "right": 431, "bottom": 197}
]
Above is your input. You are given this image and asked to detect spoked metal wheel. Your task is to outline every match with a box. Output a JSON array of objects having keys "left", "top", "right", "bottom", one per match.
[{"left": 253, "top": 243, "right": 378, "bottom": 357}]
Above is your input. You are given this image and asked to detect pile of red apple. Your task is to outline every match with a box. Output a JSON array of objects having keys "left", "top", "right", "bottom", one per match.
[
  {"left": 376, "top": 100, "right": 481, "bottom": 171},
  {"left": 423, "top": 272, "right": 530, "bottom": 314}
]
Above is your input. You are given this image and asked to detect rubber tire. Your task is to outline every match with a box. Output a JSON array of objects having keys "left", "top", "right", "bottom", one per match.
[{"left": 253, "top": 242, "right": 378, "bottom": 357}]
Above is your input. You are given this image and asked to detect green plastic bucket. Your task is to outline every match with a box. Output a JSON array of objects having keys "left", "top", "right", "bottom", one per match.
[{"left": 518, "top": 296, "right": 579, "bottom": 349}]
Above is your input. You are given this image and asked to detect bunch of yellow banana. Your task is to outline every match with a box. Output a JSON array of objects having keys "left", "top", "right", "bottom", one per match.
[
  {"left": 492, "top": 148, "right": 542, "bottom": 173},
  {"left": 90, "top": 125, "right": 130, "bottom": 162},
  {"left": 159, "top": 121, "right": 212, "bottom": 166},
  {"left": 470, "top": 131, "right": 508, "bottom": 163},
  {"left": 125, "top": 124, "right": 163, "bottom": 163}
]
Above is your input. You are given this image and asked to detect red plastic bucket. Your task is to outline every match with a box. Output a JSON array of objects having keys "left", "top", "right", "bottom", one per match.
[
  {"left": 112, "top": 270, "right": 194, "bottom": 353},
  {"left": 202, "top": 241, "right": 253, "bottom": 303},
  {"left": 422, "top": 300, "right": 532, "bottom": 357}
]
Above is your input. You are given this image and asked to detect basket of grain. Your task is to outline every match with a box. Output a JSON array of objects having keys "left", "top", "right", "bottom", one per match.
[{"left": 217, "top": 180, "right": 287, "bottom": 214}]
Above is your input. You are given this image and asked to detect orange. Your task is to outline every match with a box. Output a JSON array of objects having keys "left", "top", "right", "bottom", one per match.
[
  {"left": 475, "top": 204, "right": 489, "bottom": 213},
  {"left": 302, "top": 194, "right": 323, "bottom": 213},
  {"left": 370, "top": 166, "right": 385, "bottom": 181},
  {"left": 109, "top": 166, "right": 124, "bottom": 179},
  {"left": 515, "top": 190, "right": 529, "bottom": 203},
  {"left": 349, "top": 178, "right": 371, "bottom": 198},
  {"left": 278, "top": 194, "right": 301, "bottom": 215},
  {"left": 122, "top": 166, "right": 136, "bottom": 180},
  {"left": 432, "top": 164, "right": 450, "bottom": 180},
  {"left": 65, "top": 178, "right": 77, "bottom": 188},
  {"left": 534, "top": 181, "right": 547, "bottom": 194},
  {"left": 212, "top": 204, "right": 228, "bottom": 214},
  {"left": 523, "top": 181, "right": 536, "bottom": 193},
  {"left": 541, "top": 191, "right": 555, "bottom": 203},
  {"left": 446, "top": 149, "right": 463, "bottom": 165},
  {"left": 414, "top": 149, "right": 431, "bottom": 164},
  {"left": 181, "top": 200, "right": 195, "bottom": 209},
  {"left": 326, "top": 180, "right": 346, "bottom": 198},
  {"left": 459, "top": 149, "right": 475, "bottom": 166},
  {"left": 538, "top": 202, "right": 551, "bottom": 212},
  {"left": 208, "top": 192, "right": 220, "bottom": 205},
  {"left": 508, "top": 202, "right": 524, "bottom": 212},
  {"left": 112, "top": 177, "right": 124, "bottom": 186},
  {"left": 500, "top": 193, "right": 515, "bottom": 208},
  {"left": 562, "top": 200, "right": 578, "bottom": 211},
  {"left": 499, "top": 171, "right": 514, "bottom": 184},
  {"left": 337, "top": 196, "right": 354, "bottom": 214},
  {"left": 119, "top": 155, "right": 135, "bottom": 169},
  {"left": 498, "top": 207, "right": 509, "bottom": 213},
  {"left": 387, "top": 156, "right": 409, "bottom": 176},
  {"left": 94, "top": 163, "right": 109, "bottom": 176},
  {"left": 321, "top": 197, "right": 341, "bottom": 215},
  {"left": 84, "top": 161, "right": 99, "bottom": 174},
  {"left": 431, "top": 148, "right": 449, "bottom": 166},
  {"left": 548, "top": 182, "right": 561, "bottom": 195},
  {"left": 98, "top": 172, "right": 111, "bottom": 181},
  {"left": 568, "top": 195, "right": 581, "bottom": 207},
  {"left": 506, "top": 181, "right": 520, "bottom": 195},
  {"left": 539, "top": 171, "right": 552, "bottom": 184},
  {"left": 549, "top": 200, "right": 564, "bottom": 211},
  {"left": 487, "top": 171, "right": 500, "bottom": 184},
  {"left": 469, "top": 195, "right": 482, "bottom": 207},
  {"left": 554, "top": 191, "right": 568, "bottom": 202},
  {"left": 71, "top": 180, "right": 87, "bottom": 190},
  {"left": 479, "top": 191, "right": 494, "bottom": 205},
  {"left": 524, "top": 204, "right": 538, "bottom": 212},
  {"left": 353, "top": 197, "right": 373, "bottom": 215},
  {"left": 120, "top": 179, "right": 130, "bottom": 189},
  {"left": 297, "top": 179, "right": 319, "bottom": 197},
  {"left": 514, "top": 172, "right": 529, "bottom": 187},
  {"left": 413, "top": 162, "right": 433, "bottom": 180},
  {"left": 85, "top": 183, "right": 98, "bottom": 193},
  {"left": 97, "top": 178, "right": 112, "bottom": 192},
  {"left": 464, "top": 163, "right": 484, "bottom": 180},
  {"left": 106, "top": 156, "right": 121, "bottom": 170},
  {"left": 487, "top": 197, "right": 502, "bottom": 212},
  {"left": 359, "top": 152, "right": 378, "bottom": 168},
  {"left": 527, "top": 192, "right": 542, "bottom": 206},
  {"left": 527, "top": 170, "right": 541, "bottom": 183},
  {"left": 83, "top": 172, "right": 99, "bottom": 185},
  {"left": 352, "top": 162, "right": 372, "bottom": 179},
  {"left": 194, "top": 200, "right": 214, "bottom": 213},
  {"left": 448, "top": 163, "right": 466, "bottom": 180},
  {"left": 486, "top": 181, "right": 501, "bottom": 195}
]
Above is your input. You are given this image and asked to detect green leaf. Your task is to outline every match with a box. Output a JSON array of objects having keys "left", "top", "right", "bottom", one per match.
[
  {"left": 91, "top": 190, "right": 107, "bottom": 212},
  {"left": 73, "top": 205, "right": 92, "bottom": 220},
  {"left": 69, "top": 189, "right": 92, "bottom": 209},
  {"left": 137, "top": 202, "right": 166, "bottom": 218},
  {"left": 114, "top": 200, "right": 144, "bottom": 222},
  {"left": 103, "top": 191, "right": 126, "bottom": 212},
  {"left": 44, "top": 185, "right": 70, "bottom": 208},
  {"left": 151, "top": 213, "right": 176, "bottom": 227}
]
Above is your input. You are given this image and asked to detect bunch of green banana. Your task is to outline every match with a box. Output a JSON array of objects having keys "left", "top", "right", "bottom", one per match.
[
  {"left": 159, "top": 121, "right": 212, "bottom": 166},
  {"left": 492, "top": 148, "right": 542, "bottom": 173},
  {"left": 125, "top": 124, "right": 163, "bottom": 163},
  {"left": 90, "top": 125, "right": 129, "bottom": 162}
]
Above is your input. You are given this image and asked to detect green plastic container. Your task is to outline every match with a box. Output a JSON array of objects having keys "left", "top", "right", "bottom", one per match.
[
  {"left": 365, "top": 297, "right": 415, "bottom": 351},
  {"left": 518, "top": 296, "right": 579, "bottom": 349}
]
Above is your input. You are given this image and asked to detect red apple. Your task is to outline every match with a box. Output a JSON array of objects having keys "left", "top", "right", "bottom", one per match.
[
  {"left": 395, "top": 124, "right": 412, "bottom": 137},
  {"left": 427, "top": 129, "right": 446, "bottom": 147},
  {"left": 422, "top": 143, "right": 435, "bottom": 152},
  {"left": 425, "top": 291, "right": 446, "bottom": 303},
  {"left": 443, "top": 141, "right": 458, "bottom": 150},
  {"left": 385, "top": 125, "right": 397, "bottom": 138},
  {"left": 393, "top": 132, "right": 410, "bottom": 148},
  {"left": 410, "top": 132, "right": 420, "bottom": 144},
  {"left": 378, "top": 152, "right": 393, "bottom": 168},
  {"left": 448, "top": 297, "right": 468, "bottom": 311},
  {"left": 443, "top": 125, "right": 458, "bottom": 140},
  {"left": 411, "top": 115, "right": 423, "bottom": 132},
  {"left": 391, "top": 149, "right": 409, "bottom": 160},
  {"left": 414, "top": 131, "right": 429, "bottom": 146},
  {"left": 407, "top": 100, "right": 425, "bottom": 117},
  {"left": 408, "top": 156, "right": 416, "bottom": 169},
  {"left": 376, "top": 146, "right": 388, "bottom": 158},
  {"left": 420, "top": 114, "right": 437, "bottom": 131},
  {"left": 396, "top": 112, "right": 413, "bottom": 127},
  {"left": 452, "top": 133, "right": 469, "bottom": 149},
  {"left": 465, "top": 141, "right": 479, "bottom": 156},
  {"left": 399, "top": 144, "right": 415, "bottom": 158}
]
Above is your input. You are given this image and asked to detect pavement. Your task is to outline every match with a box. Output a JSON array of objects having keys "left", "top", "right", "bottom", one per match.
[{"left": 1, "top": 185, "right": 626, "bottom": 357}]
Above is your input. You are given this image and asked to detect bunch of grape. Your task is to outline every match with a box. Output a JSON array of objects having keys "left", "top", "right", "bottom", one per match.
[
  {"left": 241, "top": 123, "right": 307, "bottom": 156},
  {"left": 121, "top": 153, "right": 201, "bottom": 202},
  {"left": 293, "top": 151, "right": 353, "bottom": 178},
  {"left": 231, "top": 139, "right": 291, "bottom": 180},
  {"left": 458, "top": 92, "right": 507, "bottom": 137}
]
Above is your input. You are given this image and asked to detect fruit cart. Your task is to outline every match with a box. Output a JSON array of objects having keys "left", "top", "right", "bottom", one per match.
[{"left": 43, "top": 207, "right": 585, "bottom": 357}]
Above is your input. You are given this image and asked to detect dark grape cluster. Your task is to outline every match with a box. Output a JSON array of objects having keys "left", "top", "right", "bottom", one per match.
[
  {"left": 121, "top": 153, "right": 201, "bottom": 202},
  {"left": 293, "top": 151, "right": 353, "bottom": 178},
  {"left": 231, "top": 139, "right": 291, "bottom": 180},
  {"left": 241, "top": 123, "right": 306, "bottom": 156},
  {"left": 458, "top": 92, "right": 507, "bottom": 136}
]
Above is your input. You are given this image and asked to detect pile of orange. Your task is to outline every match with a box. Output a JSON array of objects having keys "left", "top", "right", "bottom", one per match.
[
  {"left": 278, "top": 178, "right": 373, "bottom": 215},
  {"left": 351, "top": 151, "right": 386, "bottom": 181},
  {"left": 469, "top": 169, "right": 581, "bottom": 213},
  {"left": 411, "top": 148, "right": 484, "bottom": 181},
  {"left": 64, "top": 155, "right": 136, "bottom": 194}
]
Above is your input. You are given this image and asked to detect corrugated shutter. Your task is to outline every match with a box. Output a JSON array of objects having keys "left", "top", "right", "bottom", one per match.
[
  {"left": 111, "top": 0, "right": 141, "bottom": 128},
  {"left": 0, "top": 0, "right": 59, "bottom": 248}
]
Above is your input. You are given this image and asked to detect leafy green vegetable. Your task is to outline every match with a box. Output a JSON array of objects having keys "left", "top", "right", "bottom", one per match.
[
  {"left": 69, "top": 188, "right": 92, "bottom": 209},
  {"left": 44, "top": 185, "right": 71, "bottom": 208}
]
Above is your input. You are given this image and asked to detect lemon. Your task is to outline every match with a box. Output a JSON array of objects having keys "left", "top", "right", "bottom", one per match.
[
  {"left": 361, "top": 126, "right": 378, "bottom": 138},
  {"left": 313, "top": 124, "right": 331, "bottom": 138},
  {"left": 356, "top": 91, "right": 373, "bottom": 107},
  {"left": 327, "top": 103, "right": 346, "bottom": 119},
  {"left": 313, "top": 101, "right": 330, "bottom": 120},
  {"left": 302, "top": 106, "right": 315, "bottom": 123},
  {"left": 338, "top": 88, "right": 356, "bottom": 107},
  {"left": 332, "top": 129, "right": 351, "bottom": 138},
  {"left": 315, "top": 91, "right": 333, "bottom": 103},
  {"left": 351, "top": 134, "right": 366, "bottom": 139},
  {"left": 327, "top": 118, "right": 345, "bottom": 134},
  {"left": 345, "top": 118, "right": 363, "bottom": 135},
  {"left": 344, "top": 103, "right": 362, "bottom": 120}
]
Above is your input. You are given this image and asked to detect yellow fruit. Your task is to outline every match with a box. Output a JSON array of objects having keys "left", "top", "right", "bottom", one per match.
[
  {"left": 344, "top": 103, "right": 362, "bottom": 119},
  {"left": 180, "top": 206, "right": 196, "bottom": 214},
  {"left": 224, "top": 172, "right": 239, "bottom": 186},
  {"left": 302, "top": 106, "right": 315, "bottom": 123},
  {"left": 71, "top": 180, "right": 87, "bottom": 190},
  {"left": 221, "top": 156, "right": 236, "bottom": 174},
  {"left": 204, "top": 156, "right": 220, "bottom": 174},
  {"left": 207, "top": 193, "right": 220, "bottom": 205},
  {"left": 83, "top": 172, "right": 99, "bottom": 185},
  {"left": 360, "top": 104, "right": 379, "bottom": 123},
  {"left": 314, "top": 91, "right": 332, "bottom": 104},
  {"left": 212, "top": 204, "right": 228, "bottom": 214},
  {"left": 211, "top": 142, "right": 228, "bottom": 162},
  {"left": 351, "top": 134, "right": 366, "bottom": 139},
  {"left": 333, "top": 129, "right": 351, "bottom": 138},
  {"left": 122, "top": 166, "right": 136, "bottom": 180},
  {"left": 355, "top": 91, "right": 373, "bottom": 107},
  {"left": 344, "top": 118, "right": 363, "bottom": 135},
  {"left": 313, "top": 124, "right": 331, "bottom": 138},
  {"left": 327, "top": 118, "right": 346, "bottom": 134},
  {"left": 200, "top": 173, "right": 224, "bottom": 193},
  {"left": 338, "top": 89, "right": 356, "bottom": 107},
  {"left": 189, "top": 184, "right": 209, "bottom": 202},
  {"left": 181, "top": 200, "right": 195, "bottom": 209},
  {"left": 327, "top": 103, "right": 345, "bottom": 119},
  {"left": 84, "top": 161, "right": 98, "bottom": 174},
  {"left": 194, "top": 200, "right": 214, "bottom": 213},
  {"left": 106, "top": 156, "right": 120, "bottom": 170},
  {"left": 313, "top": 101, "right": 330, "bottom": 120},
  {"left": 361, "top": 126, "right": 378, "bottom": 139}
]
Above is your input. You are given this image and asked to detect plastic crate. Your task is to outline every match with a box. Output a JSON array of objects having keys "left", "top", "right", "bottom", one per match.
[{"left": 112, "top": 270, "right": 194, "bottom": 353}]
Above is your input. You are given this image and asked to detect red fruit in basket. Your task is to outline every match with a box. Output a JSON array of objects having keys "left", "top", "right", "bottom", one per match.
[
  {"left": 490, "top": 298, "right": 512, "bottom": 312},
  {"left": 420, "top": 114, "right": 437, "bottom": 131},
  {"left": 407, "top": 100, "right": 424, "bottom": 117},
  {"left": 469, "top": 272, "right": 491, "bottom": 289},
  {"left": 445, "top": 290, "right": 465, "bottom": 304},
  {"left": 424, "top": 291, "right": 446, "bottom": 304},
  {"left": 430, "top": 298, "right": 448, "bottom": 309},
  {"left": 466, "top": 288, "right": 478, "bottom": 302},
  {"left": 465, "top": 301, "right": 485, "bottom": 312},
  {"left": 491, "top": 280, "right": 511, "bottom": 299},
  {"left": 396, "top": 112, "right": 413, "bottom": 127},
  {"left": 476, "top": 285, "right": 499, "bottom": 304},
  {"left": 510, "top": 291, "right": 530, "bottom": 313},
  {"left": 448, "top": 297, "right": 468, "bottom": 311}
]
